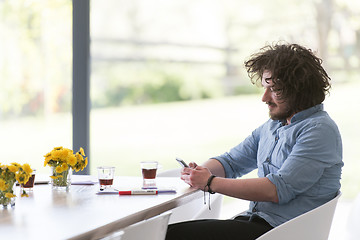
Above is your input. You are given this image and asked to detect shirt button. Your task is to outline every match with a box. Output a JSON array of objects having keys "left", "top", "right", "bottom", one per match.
[
  {"left": 266, "top": 158, "right": 270, "bottom": 162},
  {"left": 275, "top": 136, "right": 279, "bottom": 141},
  {"left": 252, "top": 208, "right": 257, "bottom": 213}
]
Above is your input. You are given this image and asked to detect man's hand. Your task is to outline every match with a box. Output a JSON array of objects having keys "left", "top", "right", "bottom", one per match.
[
  {"left": 180, "top": 164, "right": 212, "bottom": 190},
  {"left": 188, "top": 162, "right": 198, "bottom": 169}
]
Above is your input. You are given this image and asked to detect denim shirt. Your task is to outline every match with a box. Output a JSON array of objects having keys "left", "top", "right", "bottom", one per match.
[{"left": 213, "top": 104, "right": 343, "bottom": 227}]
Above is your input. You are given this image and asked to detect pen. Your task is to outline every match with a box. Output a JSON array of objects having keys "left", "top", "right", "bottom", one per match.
[
  {"left": 119, "top": 190, "right": 158, "bottom": 195},
  {"left": 117, "top": 189, "right": 177, "bottom": 195}
]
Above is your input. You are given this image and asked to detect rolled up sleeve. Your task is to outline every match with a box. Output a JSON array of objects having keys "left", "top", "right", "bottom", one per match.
[{"left": 267, "top": 122, "right": 343, "bottom": 204}]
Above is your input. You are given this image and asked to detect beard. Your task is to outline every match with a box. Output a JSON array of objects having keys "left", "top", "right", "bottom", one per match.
[{"left": 267, "top": 102, "right": 294, "bottom": 121}]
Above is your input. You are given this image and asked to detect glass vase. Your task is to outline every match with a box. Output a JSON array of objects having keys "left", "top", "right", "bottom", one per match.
[
  {"left": 50, "top": 166, "right": 72, "bottom": 191},
  {"left": 0, "top": 182, "right": 16, "bottom": 209}
]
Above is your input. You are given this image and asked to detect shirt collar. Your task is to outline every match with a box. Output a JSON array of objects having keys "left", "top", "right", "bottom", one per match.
[{"left": 289, "top": 104, "right": 323, "bottom": 124}]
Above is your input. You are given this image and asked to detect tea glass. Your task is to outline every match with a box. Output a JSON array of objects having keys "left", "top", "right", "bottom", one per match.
[
  {"left": 97, "top": 166, "right": 115, "bottom": 190},
  {"left": 140, "top": 161, "right": 158, "bottom": 189},
  {"left": 21, "top": 169, "right": 36, "bottom": 192}
]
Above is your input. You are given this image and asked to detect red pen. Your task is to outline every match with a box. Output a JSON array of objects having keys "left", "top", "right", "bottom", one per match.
[{"left": 119, "top": 190, "right": 158, "bottom": 195}]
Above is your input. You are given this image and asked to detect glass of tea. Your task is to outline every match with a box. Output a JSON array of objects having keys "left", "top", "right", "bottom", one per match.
[
  {"left": 140, "top": 161, "right": 158, "bottom": 189},
  {"left": 21, "top": 169, "right": 36, "bottom": 192},
  {"left": 97, "top": 166, "right": 115, "bottom": 189}
]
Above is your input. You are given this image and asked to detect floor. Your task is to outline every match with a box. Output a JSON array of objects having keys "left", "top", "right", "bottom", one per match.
[{"left": 220, "top": 198, "right": 358, "bottom": 240}]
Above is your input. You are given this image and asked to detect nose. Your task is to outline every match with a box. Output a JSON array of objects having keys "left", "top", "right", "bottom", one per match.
[{"left": 262, "top": 88, "right": 271, "bottom": 103}]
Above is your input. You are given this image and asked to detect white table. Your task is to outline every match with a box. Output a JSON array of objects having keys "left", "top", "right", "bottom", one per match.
[{"left": 0, "top": 175, "right": 201, "bottom": 240}]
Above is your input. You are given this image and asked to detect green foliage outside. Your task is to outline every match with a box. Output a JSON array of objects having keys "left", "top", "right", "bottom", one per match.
[{"left": 91, "top": 63, "right": 225, "bottom": 108}]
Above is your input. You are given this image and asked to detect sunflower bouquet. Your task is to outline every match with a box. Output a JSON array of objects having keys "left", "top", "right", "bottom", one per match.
[
  {"left": 0, "top": 163, "right": 33, "bottom": 207},
  {"left": 44, "top": 146, "right": 88, "bottom": 189}
]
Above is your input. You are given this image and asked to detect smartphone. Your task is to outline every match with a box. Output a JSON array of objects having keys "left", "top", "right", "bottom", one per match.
[{"left": 176, "top": 157, "right": 189, "bottom": 168}]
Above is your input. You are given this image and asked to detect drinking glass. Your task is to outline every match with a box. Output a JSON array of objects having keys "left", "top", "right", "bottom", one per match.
[
  {"left": 97, "top": 166, "right": 115, "bottom": 189},
  {"left": 140, "top": 161, "right": 158, "bottom": 189},
  {"left": 21, "top": 169, "right": 36, "bottom": 192}
]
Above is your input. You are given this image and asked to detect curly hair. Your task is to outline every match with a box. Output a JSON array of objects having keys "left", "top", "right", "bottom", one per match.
[{"left": 244, "top": 43, "right": 331, "bottom": 112}]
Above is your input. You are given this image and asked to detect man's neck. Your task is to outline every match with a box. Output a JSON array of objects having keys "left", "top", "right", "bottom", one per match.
[{"left": 286, "top": 113, "right": 295, "bottom": 125}]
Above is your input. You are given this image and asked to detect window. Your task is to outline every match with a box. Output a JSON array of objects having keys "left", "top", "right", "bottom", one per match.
[
  {"left": 0, "top": 1, "right": 72, "bottom": 173},
  {"left": 1, "top": 1, "right": 359, "bottom": 202},
  {"left": 89, "top": 0, "right": 360, "bottom": 201}
]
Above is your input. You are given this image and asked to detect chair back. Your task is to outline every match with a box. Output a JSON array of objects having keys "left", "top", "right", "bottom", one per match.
[
  {"left": 256, "top": 192, "right": 342, "bottom": 240},
  {"left": 120, "top": 211, "right": 172, "bottom": 240},
  {"left": 100, "top": 230, "right": 124, "bottom": 240},
  {"left": 346, "top": 193, "right": 360, "bottom": 240}
]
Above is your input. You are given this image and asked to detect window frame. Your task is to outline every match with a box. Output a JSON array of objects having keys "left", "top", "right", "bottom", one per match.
[{"left": 72, "top": 0, "right": 90, "bottom": 174}]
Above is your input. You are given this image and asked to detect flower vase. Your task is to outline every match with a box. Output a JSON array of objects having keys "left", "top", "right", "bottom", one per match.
[
  {"left": 50, "top": 166, "right": 72, "bottom": 191},
  {"left": 0, "top": 182, "right": 16, "bottom": 209}
]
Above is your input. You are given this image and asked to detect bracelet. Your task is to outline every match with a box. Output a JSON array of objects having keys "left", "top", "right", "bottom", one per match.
[
  {"left": 203, "top": 174, "right": 216, "bottom": 210},
  {"left": 206, "top": 175, "right": 216, "bottom": 194}
]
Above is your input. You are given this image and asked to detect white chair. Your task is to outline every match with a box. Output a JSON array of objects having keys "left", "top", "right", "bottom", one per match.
[
  {"left": 345, "top": 193, "right": 360, "bottom": 240},
  {"left": 121, "top": 211, "right": 172, "bottom": 240},
  {"left": 256, "top": 191, "right": 342, "bottom": 240},
  {"left": 100, "top": 231, "right": 124, "bottom": 240},
  {"left": 101, "top": 211, "right": 172, "bottom": 240},
  {"left": 157, "top": 168, "right": 223, "bottom": 224}
]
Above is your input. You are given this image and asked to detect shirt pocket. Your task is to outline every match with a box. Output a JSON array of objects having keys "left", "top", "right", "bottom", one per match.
[{"left": 272, "top": 135, "right": 295, "bottom": 167}]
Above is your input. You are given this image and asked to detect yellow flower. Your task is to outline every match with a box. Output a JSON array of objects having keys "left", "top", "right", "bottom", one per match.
[
  {"left": 0, "top": 179, "right": 7, "bottom": 191},
  {"left": 45, "top": 146, "right": 87, "bottom": 178},
  {"left": 11, "top": 162, "right": 21, "bottom": 168},
  {"left": 8, "top": 165, "right": 18, "bottom": 173},
  {"left": 59, "top": 148, "right": 70, "bottom": 159},
  {"left": 79, "top": 147, "right": 85, "bottom": 156},
  {"left": 5, "top": 192, "right": 16, "bottom": 199},
  {"left": 55, "top": 166, "right": 63, "bottom": 173},
  {"left": 16, "top": 172, "right": 30, "bottom": 184},
  {"left": 22, "top": 163, "right": 33, "bottom": 175},
  {"left": 76, "top": 153, "right": 83, "bottom": 162},
  {"left": 61, "top": 163, "right": 68, "bottom": 171},
  {"left": 0, "top": 162, "right": 32, "bottom": 205},
  {"left": 67, "top": 155, "right": 77, "bottom": 167},
  {"left": 52, "top": 150, "right": 62, "bottom": 159}
]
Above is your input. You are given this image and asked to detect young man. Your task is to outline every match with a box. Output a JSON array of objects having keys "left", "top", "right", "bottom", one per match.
[{"left": 166, "top": 43, "right": 343, "bottom": 240}]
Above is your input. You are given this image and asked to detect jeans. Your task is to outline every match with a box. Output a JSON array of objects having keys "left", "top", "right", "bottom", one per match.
[{"left": 165, "top": 215, "right": 273, "bottom": 240}]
